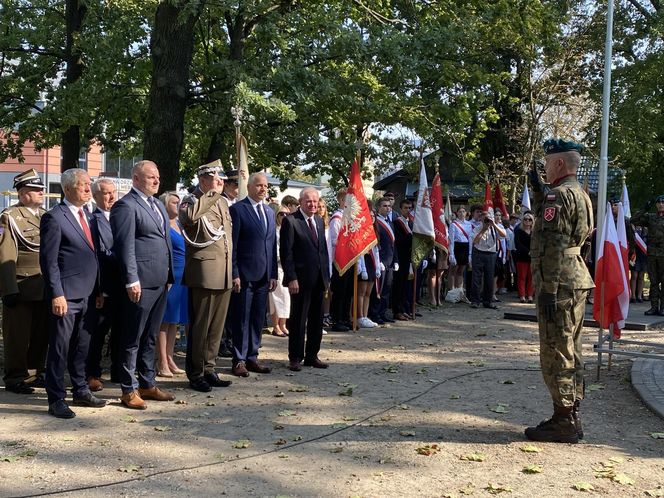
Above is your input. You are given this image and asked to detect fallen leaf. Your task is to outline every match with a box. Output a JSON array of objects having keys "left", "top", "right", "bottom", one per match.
[
  {"left": 645, "top": 487, "right": 664, "bottom": 497},
  {"left": 571, "top": 482, "right": 594, "bottom": 491},
  {"left": 331, "top": 423, "right": 348, "bottom": 429},
  {"left": 175, "top": 399, "right": 187, "bottom": 405},
  {"left": 0, "top": 456, "right": 19, "bottom": 462},
  {"left": 214, "top": 453, "right": 225, "bottom": 460},
  {"left": 460, "top": 453, "right": 486, "bottom": 462},
  {"left": 338, "top": 387, "right": 354, "bottom": 396},
  {"left": 330, "top": 447, "right": 343, "bottom": 453},
  {"left": 650, "top": 432, "right": 664, "bottom": 439},
  {"left": 121, "top": 415, "right": 137, "bottom": 423},
  {"left": 342, "top": 416, "right": 357, "bottom": 421},
  {"left": 273, "top": 424, "right": 284, "bottom": 430},
  {"left": 467, "top": 360, "right": 485, "bottom": 367},
  {"left": 501, "top": 380, "right": 514, "bottom": 384},
  {"left": 398, "top": 404, "right": 410, "bottom": 410},
  {"left": 278, "top": 454, "right": 289, "bottom": 459},
  {"left": 205, "top": 401, "right": 216, "bottom": 406},
  {"left": 288, "top": 385, "right": 309, "bottom": 392},
  {"left": 118, "top": 464, "right": 140, "bottom": 473},
  {"left": 485, "top": 483, "right": 512, "bottom": 494},
  {"left": 233, "top": 439, "right": 252, "bottom": 449},
  {"left": 416, "top": 444, "right": 440, "bottom": 456},
  {"left": 278, "top": 410, "right": 296, "bottom": 417},
  {"left": 292, "top": 435, "right": 303, "bottom": 441},
  {"left": 383, "top": 365, "right": 399, "bottom": 373},
  {"left": 586, "top": 383, "right": 605, "bottom": 392},
  {"left": 400, "top": 430, "right": 416, "bottom": 437},
  {"left": 522, "top": 464, "right": 542, "bottom": 474},
  {"left": 274, "top": 438, "right": 287, "bottom": 446},
  {"left": 416, "top": 368, "right": 428, "bottom": 374},
  {"left": 520, "top": 444, "right": 542, "bottom": 453},
  {"left": 274, "top": 392, "right": 285, "bottom": 398},
  {"left": 450, "top": 394, "right": 461, "bottom": 400},
  {"left": 458, "top": 483, "right": 476, "bottom": 495},
  {"left": 612, "top": 473, "right": 635, "bottom": 485},
  {"left": 489, "top": 404, "right": 509, "bottom": 414},
  {"left": 154, "top": 426, "right": 171, "bottom": 432}
]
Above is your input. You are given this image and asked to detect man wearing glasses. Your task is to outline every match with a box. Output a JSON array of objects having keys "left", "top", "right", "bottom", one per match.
[{"left": 631, "top": 194, "right": 664, "bottom": 316}]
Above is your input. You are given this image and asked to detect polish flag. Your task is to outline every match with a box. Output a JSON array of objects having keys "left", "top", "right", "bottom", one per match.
[
  {"left": 483, "top": 181, "right": 494, "bottom": 217},
  {"left": 593, "top": 203, "right": 629, "bottom": 337},
  {"left": 521, "top": 180, "right": 531, "bottom": 211},
  {"left": 493, "top": 183, "right": 509, "bottom": 218},
  {"left": 430, "top": 172, "right": 449, "bottom": 254}
]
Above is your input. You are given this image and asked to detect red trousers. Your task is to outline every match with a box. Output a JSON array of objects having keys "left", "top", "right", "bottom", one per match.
[{"left": 517, "top": 261, "right": 534, "bottom": 298}]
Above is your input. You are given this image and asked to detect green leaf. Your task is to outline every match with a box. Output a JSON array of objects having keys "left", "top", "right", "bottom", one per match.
[
  {"left": 154, "top": 426, "right": 171, "bottom": 432},
  {"left": 278, "top": 410, "right": 296, "bottom": 417},
  {"left": 233, "top": 439, "right": 252, "bottom": 449},
  {"left": 586, "top": 383, "right": 605, "bottom": 392},
  {"left": 338, "top": 387, "right": 354, "bottom": 396},
  {"left": 0, "top": 456, "right": 19, "bottom": 462},
  {"left": 612, "top": 473, "right": 635, "bottom": 485},
  {"left": 522, "top": 464, "right": 542, "bottom": 474},
  {"left": 118, "top": 464, "right": 140, "bottom": 473},
  {"left": 489, "top": 404, "right": 509, "bottom": 414},
  {"left": 485, "top": 483, "right": 512, "bottom": 494},
  {"left": 288, "top": 385, "right": 309, "bottom": 392},
  {"left": 416, "top": 444, "right": 440, "bottom": 456},
  {"left": 520, "top": 444, "right": 542, "bottom": 453},
  {"left": 650, "top": 432, "right": 664, "bottom": 439},
  {"left": 571, "top": 482, "right": 594, "bottom": 491},
  {"left": 460, "top": 453, "right": 486, "bottom": 462},
  {"left": 121, "top": 415, "right": 137, "bottom": 423},
  {"left": 383, "top": 365, "right": 399, "bottom": 373}
]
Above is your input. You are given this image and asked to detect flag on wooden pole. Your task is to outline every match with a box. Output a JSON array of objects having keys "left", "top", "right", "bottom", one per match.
[
  {"left": 237, "top": 134, "right": 250, "bottom": 200},
  {"left": 430, "top": 172, "right": 449, "bottom": 253},
  {"left": 621, "top": 183, "right": 631, "bottom": 218},
  {"left": 411, "top": 160, "right": 435, "bottom": 268},
  {"left": 493, "top": 183, "right": 509, "bottom": 218},
  {"left": 334, "top": 160, "right": 377, "bottom": 276},
  {"left": 521, "top": 180, "right": 531, "bottom": 211},
  {"left": 444, "top": 190, "right": 453, "bottom": 224},
  {"left": 483, "top": 181, "right": 494, "bottom": 217}
]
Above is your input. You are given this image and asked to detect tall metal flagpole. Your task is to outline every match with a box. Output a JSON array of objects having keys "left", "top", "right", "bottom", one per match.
[{"left": 597, "top": 0, "right": 614, "bottom": 245}]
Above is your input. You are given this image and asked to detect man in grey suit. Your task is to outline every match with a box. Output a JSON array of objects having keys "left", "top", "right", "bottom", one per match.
[{"left": 111, "top": 160, "right": 175, "bottom": 409}]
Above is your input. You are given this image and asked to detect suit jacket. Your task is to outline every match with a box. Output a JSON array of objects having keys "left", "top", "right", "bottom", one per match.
[
  {"left": 110, "top": 188, "right": 173, "bottom": 289},
  {"left": 39, "top": 202, "right": 99, "bottom": 300},
  {"left": 90, "top": 208, "right": 122, "bottom": 296},
  {"left": 0, "top": 204, "right": 46, "bottom": 300},
  {"left": 179, "top": 188, "right": 233, "bottom": 290},
  {"left": 376, "top": 216, "right": 398, "bottom": 267},
  {"left": 393, "top": 216, "right": 412, "bottom": 268},
  {"left": 230, "top": 198, "right": 277, "bottom": 282},
  {"left": 280, "top": 210, "right": 330, "bottom": 289}
]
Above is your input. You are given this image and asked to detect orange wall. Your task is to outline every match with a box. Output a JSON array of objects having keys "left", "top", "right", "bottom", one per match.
[{"left": 0, "top": 140, "right": 104, "bottom": 176}]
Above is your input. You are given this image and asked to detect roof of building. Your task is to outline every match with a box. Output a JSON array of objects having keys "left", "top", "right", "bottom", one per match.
[{"left": 577, "top": 157, "right": 625, "bottom": 196}]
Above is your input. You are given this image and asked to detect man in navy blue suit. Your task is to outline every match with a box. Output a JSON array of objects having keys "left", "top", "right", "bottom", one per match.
[
  {"left": 86, "top": 178, "right": 122, "bottom": 391},
  {"left": 280, "top": 187, "right": 330, "bottom": 372},
  {"left": 40, "top": 168, "right": 106, "bottom": 418},
  {"left": 229, "top": 173, "right": 278, "bottom": 377},
  {"left": 111, "top": 160, "right": 175, "bottom": 410},
  {"left": 369, "top": 197, "right": 399, "bottom": 325}
]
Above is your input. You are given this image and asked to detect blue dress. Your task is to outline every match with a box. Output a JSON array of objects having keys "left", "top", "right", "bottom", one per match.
[{"left": 162, "top": 225, "right": 189, "bottom": 324}]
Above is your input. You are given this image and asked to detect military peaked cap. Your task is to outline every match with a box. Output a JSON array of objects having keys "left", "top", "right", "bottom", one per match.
[{"left": 13, "top": 169, "right": 46, "bottom": 190}]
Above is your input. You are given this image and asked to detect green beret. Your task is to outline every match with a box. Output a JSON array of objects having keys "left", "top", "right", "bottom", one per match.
[
  {"left": 657, "top": 194, "right": 664, "bottom": 202},
  {"left": 543, "top": 138, "right": 585, "bottom": 155}
]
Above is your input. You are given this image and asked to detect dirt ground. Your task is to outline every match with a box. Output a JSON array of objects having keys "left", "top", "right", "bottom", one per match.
[{"left": 1, "top": 296, "right": 663, "bottom": 498}]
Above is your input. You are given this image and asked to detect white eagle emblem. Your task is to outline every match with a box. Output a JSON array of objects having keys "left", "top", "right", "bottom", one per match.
[{"left": 341, "top": 193, "right": 366, "bottom": 237}]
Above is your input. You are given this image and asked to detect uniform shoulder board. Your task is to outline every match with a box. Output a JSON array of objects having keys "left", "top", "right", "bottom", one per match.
[{"left": 546, "top": 193, "right": 557, "bottom": 201}]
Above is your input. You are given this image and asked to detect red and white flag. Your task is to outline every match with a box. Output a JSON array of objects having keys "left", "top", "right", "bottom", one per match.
[
  {"left": 334, "top": 160, "right": 377, "bottom": 276},
  {"left": 593, "top": 203, "right": 629, "bottom": 337},
  {"left": 483, "top": 181, "right": 494, "bottom": 217},
  {"left": 493, "top": 183, "right": 509, "bottom": 218},
  {"left": 430, "top": 172, "right": 449, "bottom": 254}
]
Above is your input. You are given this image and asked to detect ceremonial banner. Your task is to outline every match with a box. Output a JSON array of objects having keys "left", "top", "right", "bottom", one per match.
[
  {"left": 430, "top": 172, "right": 449, "bottom": 253},
  {"left": 237, "top": 134, "right": 250, "bottom": 200},
  {"left": 334, "top": 160, "right": 377, "bottom": 276},
  {"left": 483, "top": 181, "right": 494, "bottom": 217},
  {"left": 444, "top": 190, "right": 453, "bottom": 224},
  {"left": 621, "top": 183, "right": 632, "bottom": 218},
  {"left": 521, "top": 180, "right": 531, "bottom": 211},
  {"left": 493, "top": 183, "right": 509, "bottom": 218},
  {"left": 411, "top": 160, "right": 435, "bottom": 268},
  {"left": 614, "top": 203, "right": 631, "bottom": 337},
  {"left": 593, "top": 203, "right": 629, "bottom": 335}
]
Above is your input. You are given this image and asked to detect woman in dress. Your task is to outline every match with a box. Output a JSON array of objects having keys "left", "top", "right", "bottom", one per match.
[
  {"left": 447, "top": 206, "right": 472, "bottom": 291},
  {"left": 157, "top": 191, "right": 188, "bottom": 376},
  {"left": 514, "top": 211, "right": 535, "bottom": 303},
  {"left": 269, "top": 207, "right": 291, "bottom": 337}
]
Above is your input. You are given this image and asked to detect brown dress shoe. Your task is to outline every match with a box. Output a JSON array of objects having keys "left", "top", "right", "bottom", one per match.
[
  {"left": 288, "top": 361, "right": 302, "bottom": 372},
  {"left": 246, "top": 361, "right": 271, "bottom": 374},
  {"left": 303, "top": 357, "right": 328, "bottom": 369},
  {"left": 232, "top": 362, "right": 250, "bottom": 377},
  {"left": 87, "top": 376, "right": 104, "bottom": 392},
  {"left": 138, "top": 386, "right": 175, "bottom": 401},
  {"left": 121, "top": 391, "right": 147, "bottom": 410},
  {"left": 394, "top": 313, "right": 410, "bottom": 321}
]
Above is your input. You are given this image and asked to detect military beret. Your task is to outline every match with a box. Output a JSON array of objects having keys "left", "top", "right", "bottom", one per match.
[
  {"left": 656, "top": 194, "right": 664, "bottom": 202},
  {"left": 543, "top": 138, "right": 585, "bottom": 155},
  {"left": 13, "top": 168, "right": 46, "bottom": 190},
  {"left": 609, "top": 196, "right": 620, "bottom": 204},
  {"left": 225, "top": 170, "right": 239, "bottom": 182}
]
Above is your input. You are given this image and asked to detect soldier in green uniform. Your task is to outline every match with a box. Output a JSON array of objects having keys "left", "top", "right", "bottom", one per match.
[
  {"left": 631, "top": 194, "right": 664, "bottom": 316},
  {"left": 0, "top": 169, "right": 49, "bottom": 394},
  {"left": 525, "top": 139, "right": 594, "bottom": 444}
]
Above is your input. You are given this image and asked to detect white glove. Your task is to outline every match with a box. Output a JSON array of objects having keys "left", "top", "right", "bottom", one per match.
[
  {"left": 393, "top": 262, "right": 400, "bottom": 272},
  {"left": 361, "top": 270, "right": 368, "bottom": 280},
  {"left": 421, "top": 260, "right": 428, "bottom": 270},
  {"left": 449, "top": 254, "right": 456, "bottom": 266},
  {"left": 375, "top": 270, "right": 381, "bottom": 278},
  {"left": 380, "top": 262, "right": 386, "bottom": 272}
]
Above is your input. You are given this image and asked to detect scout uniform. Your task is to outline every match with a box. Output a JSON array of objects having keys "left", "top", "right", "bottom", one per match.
[
  {"left": 0, "top": 169, "right": 49, "bottom": 393},
  {"left": 526, "top": 139, "right": 594, "bottom": 444},
  {"left": 631, "top": 194, "right": 664, "bottom": 315}
]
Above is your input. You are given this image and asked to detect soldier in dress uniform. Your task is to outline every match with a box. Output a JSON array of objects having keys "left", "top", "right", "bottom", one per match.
[
  {"left": 179, "top": 164, "right": 233, "bottom": 392},
  {"left": 631, "top": 193, "right": 664, "bottom": 316},
  {"left": 0, "top": 169, "right": 49, "bottom": 394},
  {"left": 218, "top": 169, "right": 239, "bottom": 357},
  {"left": 525, "top": 139, "right": 595, "bottom": 444}
]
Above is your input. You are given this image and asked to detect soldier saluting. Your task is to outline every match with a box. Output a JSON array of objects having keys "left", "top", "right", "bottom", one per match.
[
  {"left": 0, "top": 169, "right": 49, "bottom": 394},
  {"left": 631, "top": 194, "right": 664, "bottom": 316},
  {"left": 525, "top": 139, "right": 594, "bottom": 444}
]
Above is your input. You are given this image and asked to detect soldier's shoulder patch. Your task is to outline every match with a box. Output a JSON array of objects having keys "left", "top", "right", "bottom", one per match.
[
  {"left": 544, "top": 206, "right": 557, "bottom": 222},
  {"left": 546, "top": 193, "right": 557, "bottom": 201}
]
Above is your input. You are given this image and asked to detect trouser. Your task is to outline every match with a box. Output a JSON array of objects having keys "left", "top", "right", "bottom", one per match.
[
  {"left": 2, "top": 300, "right": 48, "bottom": 387},
  {"left": 470, "top": 249, "right": 495, "bottom": 306},
  {"left": 187, "top": 288, "right": 231, "bottom": 380},
  {"left": 647, "top": 255, "right": 664, "bottom": 309},
  {"left": 119, "top": 286, "right": 167, "bottom": 394},
  {"left": 537, "top": 288, "right": 587, "bottom": 408},
  {"left": 231, "top": 276, "right": 268, "bottom": 363},
  {"left": 392, "top": 267, "right": 410, "bottom": 315},
  {"left": 330, "top": 268, "right": 353, "bottom": 324},
  {"left": 45, "top": 298, "right": 94, "bottom": 404},
  {"left": 287, "top": 276, "right": 324, "bottom": 362},
  {"left": 369, "top": 268, "right": 393, "bottom": 319},
  {"left": 516, "top": 261, "right": 534, "bottom": 298},
  {"left": 86, "top": 295, "right": 122, "bottom": 380}
]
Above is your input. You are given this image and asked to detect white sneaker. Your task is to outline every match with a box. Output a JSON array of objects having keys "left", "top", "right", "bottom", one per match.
[
  {"left": 358, "top": 317, "right": 375, "bottom": 328},
  {"left": 368, "top": 318, "right": 379, "bottom": 327}
]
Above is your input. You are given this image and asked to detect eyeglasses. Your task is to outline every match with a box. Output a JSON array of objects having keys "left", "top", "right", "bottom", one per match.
[{"left": 523, "top": 218, "right": 533, "bottom": 222}]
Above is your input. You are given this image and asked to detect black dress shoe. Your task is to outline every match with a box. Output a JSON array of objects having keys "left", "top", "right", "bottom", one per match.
[
  {"left": 645, "top": 307, "right": 659, "bottom": 316},
  {"left": 330, "top": 323, "right": 349, "bottom": 332},
  {"left": 382, "top": 316, "right": 396, "bottom": 323},
  {"left": 48, "top": 400, "right": 76, "bottom": 419},
  {"left": 372, "top": 317, "right": 385, "bottom": 325},
  {"left": 483, "top": 304, "right": 499, "bottom": 310},
  {"left": 31, "top": 375, "right": 46, "bottom": 388},
  {"left": 288, "top": 361, "right": 302, "bottom": 372},
  {"left": 189, "top": 377, "right": 212, "bottom": 392},
  {"left": 5, "top": 382, "right": 35, "bottom": 394},
  {"left": 204, "top": 373, "right": 232, "bottom": 387},
  {"left": 303, "top": 357, "right": 329, "bottom": 369},
  {"left": 73, "top": 392, "right": 107, "bottom": 408}
]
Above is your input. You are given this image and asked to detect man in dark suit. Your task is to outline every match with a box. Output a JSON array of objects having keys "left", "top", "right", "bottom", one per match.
[
  {"left": 86, "top": 178, "right": 122, "bottom": 391},
  {"left": 393, "top": 198, "right": 413, "bottom": 320},
  {"left": 369, "top": 197, "right": 399, "bottom": 324},
  {"left": 280, "top": 187, "right": 330, "bottom": 372},
  {"left": 40, "top": 168, "right": 106, "bottom": 418},
  {"left": 229, "top": 173, "right": 278, "bottom": 377},
  {"left": 111, "top": 160, "right": 175, "bottom": 410}
]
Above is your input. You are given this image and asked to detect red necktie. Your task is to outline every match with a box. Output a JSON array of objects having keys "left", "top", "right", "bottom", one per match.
[
  {"left": 308, "top": 218, "right": 318, "bottom": 243},
  {"left": 78, "top": 208, "right": 94, "bottom": 248}
]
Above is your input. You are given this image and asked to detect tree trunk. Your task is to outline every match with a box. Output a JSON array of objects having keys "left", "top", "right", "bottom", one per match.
[
  {"left": 143, "top": 1, "right": 202, "bottom": 191},
  {"left": 61, "top": 0, "right": 87, "bottom": 171}
]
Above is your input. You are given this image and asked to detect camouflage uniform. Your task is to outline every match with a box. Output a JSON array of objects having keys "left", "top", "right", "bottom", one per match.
[
  {"left": 531, "top": 175, "right": 594, "bottom": 408},
  {"left": 630, "top": 210, "right": 664, "bottom": 311}
]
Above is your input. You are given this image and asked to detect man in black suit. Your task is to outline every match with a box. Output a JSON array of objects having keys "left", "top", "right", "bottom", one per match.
[
  {"left": 40, "top": 168, "right": 106, "bottom": 418},
  {"left": 111, "top": 160, "right": 175, "bottom": 410},
  {"left": 369, "top": 197, "right": 399, "bottom": 324},
  {"left": 280, "top": 187, "right": 330, "bottom": 372},
  {"left": 86, "top": 178, "right": 122, "bottom": 391}
]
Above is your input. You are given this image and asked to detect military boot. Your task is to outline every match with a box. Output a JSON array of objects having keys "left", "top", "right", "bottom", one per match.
[
  {"left": 524, "top": 405, "right": 579, "bottom": 444},
  {"left": 572, "top": 400, "right": 583, "bottom": 440},
  {"left": 645, "top": 306, "right": 659, "bottom": 316}
]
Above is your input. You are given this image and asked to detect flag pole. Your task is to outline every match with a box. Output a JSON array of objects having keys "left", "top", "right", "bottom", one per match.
[
  {"left": 351, "top": 147, "right": 362, "bottom": 332},
  {"left": 596, "top": 281, "right": 605, "bottom": 381},
  {"left": 412, "top": 268, "right": 418, "bottom": 319}
]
